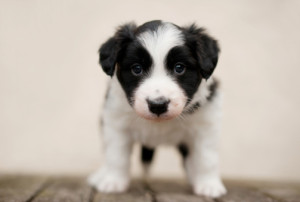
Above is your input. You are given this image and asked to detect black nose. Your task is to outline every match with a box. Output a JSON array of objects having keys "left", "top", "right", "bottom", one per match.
[{"left": 147, "top": 97, "right": 170, "bottom": 116}]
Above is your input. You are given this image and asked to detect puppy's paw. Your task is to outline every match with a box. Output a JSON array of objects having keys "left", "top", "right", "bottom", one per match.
[
  {"left": 88, "top": 169, "right": 129, "bottom": 193},
  {"left": 193, "top": 178, "right": 227, "bottom": 198}
]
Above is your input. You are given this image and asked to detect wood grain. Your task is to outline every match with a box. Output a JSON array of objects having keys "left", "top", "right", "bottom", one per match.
[
  {"left": 217, "top": 183, "right": 280, "bottom": 202},
  {"left": 1, "top": 176, "right": 300, "bottom": 202},
  {"left": 250, "top": 182, "right": 300, "bottom": 202},
  {"left": 93, "top": 180, "right": 152, "bottom": 202},
  {"left": 221, "top": 180, "right": 300, "bottom": 202},
  {"left": 0, "top": 175, "right": 46, "bottom": 202},
  {"left": 148, "top": 179, "right": 215, "bottom": 202},
  {"left": 32, "top": 177, "right": 92, "bottom": 202}
]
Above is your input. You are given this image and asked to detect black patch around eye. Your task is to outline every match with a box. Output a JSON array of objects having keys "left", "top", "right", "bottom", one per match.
[
  {"left": 117, "top": 41, "right": 152, "bottom": 104},
  {"left": 165, "top": 46, "right": 202, "bottom": 101}
]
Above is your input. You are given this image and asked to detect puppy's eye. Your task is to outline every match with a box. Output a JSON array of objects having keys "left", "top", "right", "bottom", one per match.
[
  {"left": 174, "top": 63, "right": 186, "bottom": 75},
  {"left": 131, "top": 64, "right": 143, "bottom": 76}
]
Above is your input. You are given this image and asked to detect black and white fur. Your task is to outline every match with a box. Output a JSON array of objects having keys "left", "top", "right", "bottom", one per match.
[{"left": 88, "top": 20, "right": 226, "bottom": 198}]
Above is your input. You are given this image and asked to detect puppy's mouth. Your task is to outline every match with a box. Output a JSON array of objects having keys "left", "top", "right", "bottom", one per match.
[{"left": 135, "top": 111, "right": 180, "bottom": 122}]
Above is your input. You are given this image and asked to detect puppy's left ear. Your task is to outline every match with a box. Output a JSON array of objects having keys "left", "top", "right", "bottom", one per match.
[{"left": 184, "top": 24, "right": 220, "bottom": 79}]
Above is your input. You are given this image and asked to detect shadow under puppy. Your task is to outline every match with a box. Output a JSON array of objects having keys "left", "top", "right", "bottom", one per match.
[{"left": 88, "top": 20, "right": 226, "bottom": 198}]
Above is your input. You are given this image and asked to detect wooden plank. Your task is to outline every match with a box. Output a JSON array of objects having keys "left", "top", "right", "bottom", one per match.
[
  {"left": 93, "top": 180, "right": 152, "bottom": 202},
  {"left": 0, "top": 175, "right": 46, "bottom": 202},
  {"left": 261, "top": 187, "right": 300, "bottom": 202},
  {"left": 1, "top": 175, "right": 300, "bottom": 202},
  {"left": 222, "top": 180, "right": 300, "bottom": 202},
  {"left": 32, "top": 176, "right": 93, "bottom": 202},
  {"left": 148, "top": 179, "right": 214, "bottom": 202},
  {"left": 251, "top": 182, "right": 300, "bottom": 202},
  {"left": 217, "top": 182, "right": 280, "bottom": 202}
]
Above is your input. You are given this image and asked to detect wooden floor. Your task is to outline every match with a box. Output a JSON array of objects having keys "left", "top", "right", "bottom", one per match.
[{"left": 0, "top": 175, "right": 299, "bottom": 202}]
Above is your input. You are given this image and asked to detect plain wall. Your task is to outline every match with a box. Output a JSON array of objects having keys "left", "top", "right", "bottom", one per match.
[{"left": 1, "top": 0, "right": 300, "bottom": 182}]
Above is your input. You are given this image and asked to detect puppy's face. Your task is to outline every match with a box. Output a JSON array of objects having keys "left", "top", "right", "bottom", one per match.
[{"left": 99, "top": 21, "right": 219, "bottom": 121}]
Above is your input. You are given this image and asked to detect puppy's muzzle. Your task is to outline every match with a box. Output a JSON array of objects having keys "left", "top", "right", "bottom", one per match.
[{"left": 147, "top": 97, "right": 170, "bottom": 116}]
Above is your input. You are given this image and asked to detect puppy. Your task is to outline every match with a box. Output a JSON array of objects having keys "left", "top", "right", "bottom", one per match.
[{"left": 88, "top": 20, "right": 226, "bottom": 198}]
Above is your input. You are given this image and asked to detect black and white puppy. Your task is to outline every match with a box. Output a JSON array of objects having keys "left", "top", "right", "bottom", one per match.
[{"left": 88, "top": 20, "right": 226, "bottom": 198}]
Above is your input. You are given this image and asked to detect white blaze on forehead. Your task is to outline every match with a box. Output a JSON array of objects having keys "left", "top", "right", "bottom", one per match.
[
  {"left": 137, "top": 22, "right": 184, "bottom": 74},
  {"left": 133, "top": 23, "right": 187, "bottom": 121}
]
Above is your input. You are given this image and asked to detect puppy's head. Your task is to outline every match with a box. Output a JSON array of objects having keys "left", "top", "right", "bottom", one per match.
[{"left": 99, "top": 20, "right": 219, "bottom": 121}]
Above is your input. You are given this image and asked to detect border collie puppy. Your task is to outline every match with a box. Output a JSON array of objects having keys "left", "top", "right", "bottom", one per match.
[{"left": 88, "top": 20, "right": 226, "bottom": 198}]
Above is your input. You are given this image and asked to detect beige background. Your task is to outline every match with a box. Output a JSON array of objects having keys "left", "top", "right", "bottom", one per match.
[{"left": 1, "top": 0, "right": 300, "bottom": 182}]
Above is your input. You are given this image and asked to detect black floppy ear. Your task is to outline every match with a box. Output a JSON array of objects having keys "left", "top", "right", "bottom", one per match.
[
  {"left": 98, "top": 23, "right": 137, "bottom": 76},
  {"left": 99, "top": 37, "right": 118, "bottom": 76},
  {"left": 184, "top": 24, "right": 220, "bottom": 79}
]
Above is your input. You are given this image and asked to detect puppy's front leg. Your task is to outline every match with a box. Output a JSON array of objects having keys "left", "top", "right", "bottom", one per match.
[
  {"left": 185, "top": 126, "right": 226, "bottom": 198},
  {"left": 88, "top": 123, "right": 132, "bottom": 193}
]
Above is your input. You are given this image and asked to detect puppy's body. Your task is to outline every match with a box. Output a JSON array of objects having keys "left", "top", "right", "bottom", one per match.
[{"left": 89, "top": 20, "right": 226, "bottom": 198}]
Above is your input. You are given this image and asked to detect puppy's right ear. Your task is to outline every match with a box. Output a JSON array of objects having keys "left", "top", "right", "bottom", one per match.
[
  {"left": 99, "top": 23, "right": 137, "bottom": 76},
  {"left": 99, "top": 37, "right": 118, "bottom": 76}
]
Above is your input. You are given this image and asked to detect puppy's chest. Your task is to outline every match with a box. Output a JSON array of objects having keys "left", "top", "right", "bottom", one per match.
[{"left": 127, "top": 118, "right": 197, "bottom": 147}]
